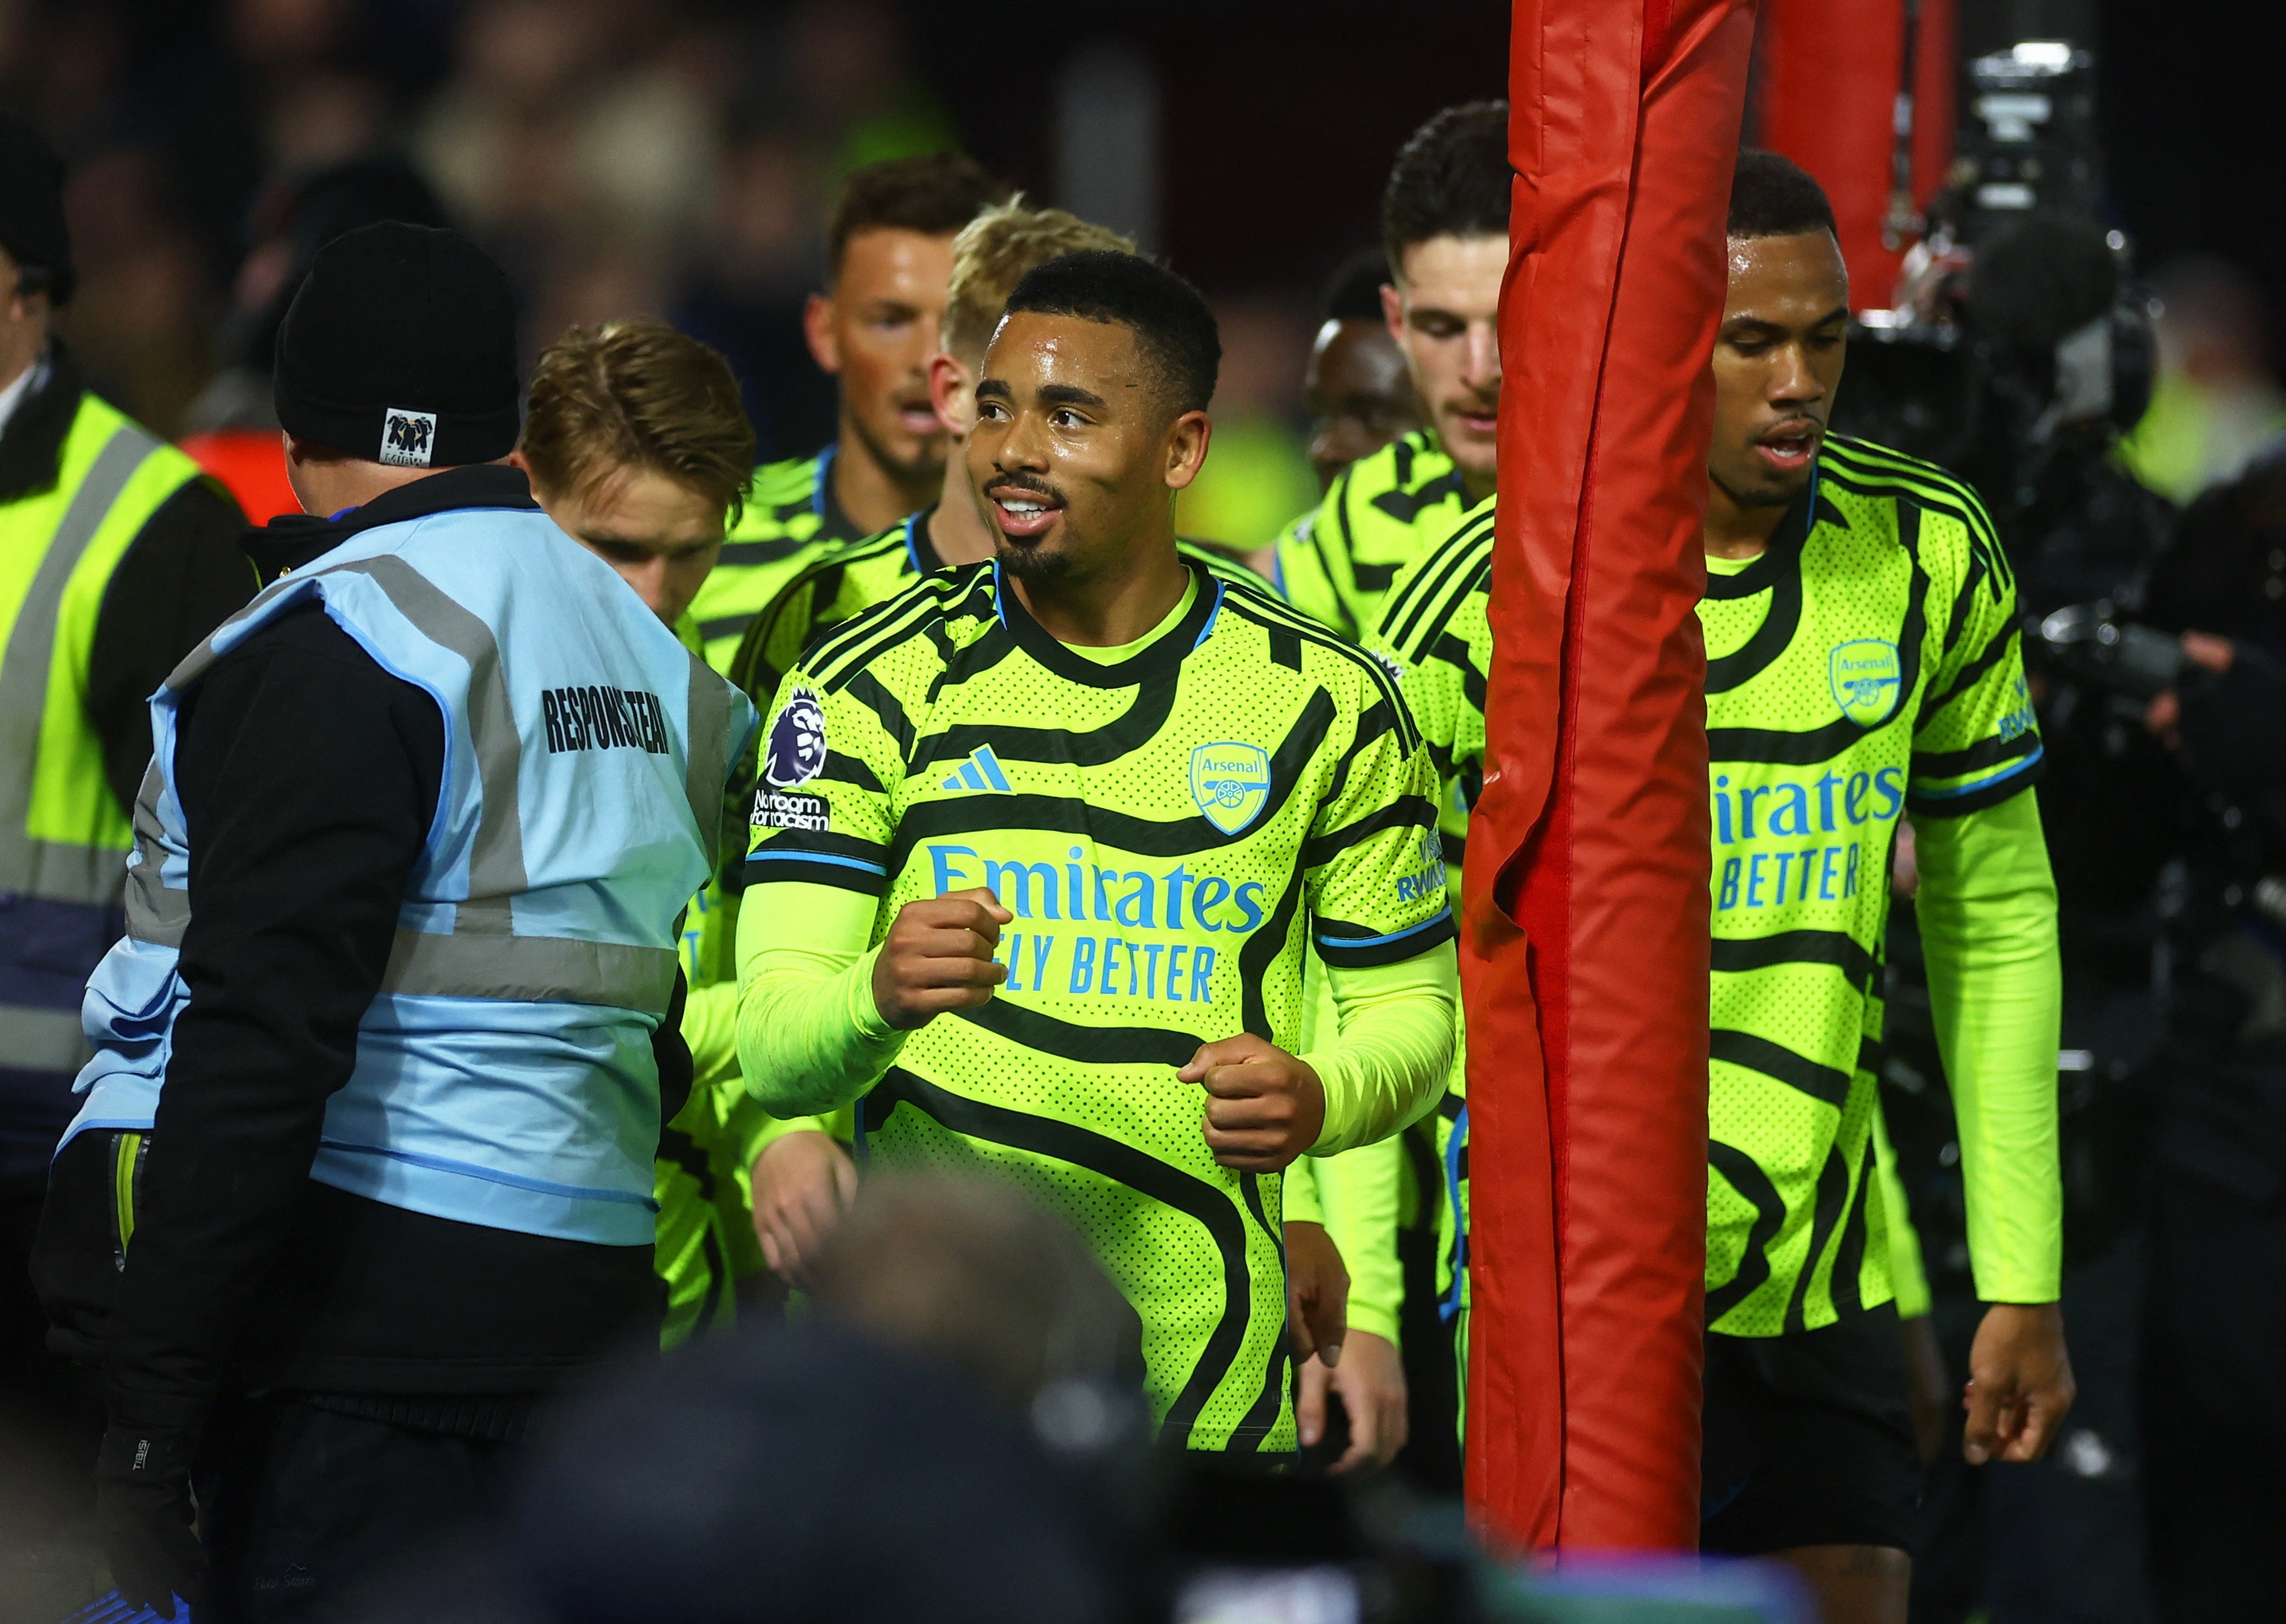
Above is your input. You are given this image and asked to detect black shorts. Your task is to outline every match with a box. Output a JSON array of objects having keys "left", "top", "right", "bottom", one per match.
[{"left": 1699, "top": 1303, "right": 1920, "bottom": 1555}]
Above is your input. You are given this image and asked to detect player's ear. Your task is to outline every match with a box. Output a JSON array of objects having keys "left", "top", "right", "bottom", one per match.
[
  {"left": 927, "top": 352, "right": 972, "bottom": 436},
  {"left": 1163, "top": 410, "right": 1212, "bottom": 493},
  {"left": 1379, "top": 277, "right": 1406, "bottom": 347},
  {"left": 804, "top": 291, "right": 842, "bottom": 376}
]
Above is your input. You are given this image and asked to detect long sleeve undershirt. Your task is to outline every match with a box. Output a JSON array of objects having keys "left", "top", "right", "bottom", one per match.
[
  {"left": 734, "top": 881, "right": 1457, "bottom": 1156},
  {"left": 1911, "top": 789, "right": 2064, "bottom": 1304}
]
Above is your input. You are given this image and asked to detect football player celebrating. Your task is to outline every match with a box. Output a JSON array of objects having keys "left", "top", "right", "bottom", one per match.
[{"left": 736, "top": 251, "right": 1458, "bottom": 1453}]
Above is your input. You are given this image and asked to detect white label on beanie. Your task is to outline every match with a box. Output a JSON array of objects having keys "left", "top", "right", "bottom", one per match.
[{"left": 380, "top": 408, "right": 437, "bottom": 467}]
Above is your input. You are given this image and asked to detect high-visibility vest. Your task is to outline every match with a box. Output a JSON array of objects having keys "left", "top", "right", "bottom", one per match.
[
  {"left": 0, "top": 393, "right": 210, "bottom": 1090},
  {"left": 62, "top": 503, "right": 759, "bottom": 1245}
]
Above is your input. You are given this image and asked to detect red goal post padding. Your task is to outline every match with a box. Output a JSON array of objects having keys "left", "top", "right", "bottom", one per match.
[{"left": 1464, "top": 0, "right": 1756, "bottom": 1552}]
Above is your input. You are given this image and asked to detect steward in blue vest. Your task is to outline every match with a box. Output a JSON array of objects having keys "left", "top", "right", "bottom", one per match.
[{"left": 32, "top": 223, "right": 758, "bottom": 1621}]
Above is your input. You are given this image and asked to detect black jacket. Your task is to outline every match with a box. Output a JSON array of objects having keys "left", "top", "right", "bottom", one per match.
[
  {"left": 0, "top": 343, "right": 257, "bottom": 819},
  {"left": 36, "top": 468, "right": 688, "bottom": 1435}
]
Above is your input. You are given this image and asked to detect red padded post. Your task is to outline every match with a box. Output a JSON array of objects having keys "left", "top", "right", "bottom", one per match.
[
  {"left": 1464, "top": 0, "right": 1754, "bottom": 1552},
  {"left": 1755, "top": 0, "right": 1908, "bottom": 310}
]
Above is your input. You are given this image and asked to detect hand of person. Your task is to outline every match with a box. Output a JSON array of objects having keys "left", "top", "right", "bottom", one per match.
[
  {"left": 1177, "top": 1034, "right": 1326, "bottom": 1171},
  {"left": 2143, "top": 631, "right": 2236, "bottom": 744},
  {"left": 1963, "top": 1301, "right": 2076, "bottom": 1464},
  {"left": 870, "top": 887, "right": 1011, "bottom": 1031},
  {"left": 1299, "top": 1331, "right": 1409, "bottom": 1474},
  {"left": 1284, "top": 1219, "right": 1348, "bottom": 1369},
  {"left": 96, "top": 1424, "right": 205, "bottom": 1614},
  {"left": 751, "top": 1129, "right": 858, "bottom": 1289}
]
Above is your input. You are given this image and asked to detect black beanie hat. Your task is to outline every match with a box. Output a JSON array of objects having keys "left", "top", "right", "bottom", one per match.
[
  {"left": 0, "top": 115, "right": 75, "bottom": 305},
  {"left": 274, "top": 221, "right": 520, "bottom": 468}
]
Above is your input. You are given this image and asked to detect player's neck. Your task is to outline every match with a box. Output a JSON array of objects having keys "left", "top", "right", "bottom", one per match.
[
  {"left": 1703, "top": 478, "right": 1791, "bottom": 562},
  {"left": 931, "top": 442, "right": 997, "bottom": 567},
  {"left": 831, "top": 412, "right": 939, "bottom": 536},
  {"left": 1461, "top": 462, "right": 1496, "bottom": 506},
  {"left": 1010, "top": 537, "right": 1191, "bottom": 649}
]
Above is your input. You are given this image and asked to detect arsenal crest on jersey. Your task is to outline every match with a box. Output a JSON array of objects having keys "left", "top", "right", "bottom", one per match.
[
  {"left": 1829, "top": 639, "right": 1902, "bottom": 727},
  {"left": 1190, "top": 742, "right": 1270, "bottom": 836}
]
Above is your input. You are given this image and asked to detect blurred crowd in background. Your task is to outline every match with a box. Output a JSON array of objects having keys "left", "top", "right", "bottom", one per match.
[
  {"left": 0, "top": 0, "right": 1515, "bottom": 555},
  {"left": 6, "top": 0, "right": 2283, "bottom": 543}
]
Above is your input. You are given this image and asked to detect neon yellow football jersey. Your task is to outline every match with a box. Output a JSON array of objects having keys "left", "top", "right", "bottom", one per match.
[
  {"left": 1274, "top": 428, "right": 1474, "bottom": 640},
  {"left": 1375, "top": 438, "right": 2044, "bottom": 1336},
  {"left": 687, "top": 447, "right": 870, "bottom": 673},
  {"left": 728, "top": 505, "right": 1275, "bottom": 714},
  {"left": 743, "top": 557, "right": 1455, "bottom": 1449}
]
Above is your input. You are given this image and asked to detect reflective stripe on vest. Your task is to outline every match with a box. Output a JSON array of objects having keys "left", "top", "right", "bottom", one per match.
[
  {"left": 153, "top": 543, "right": 738, "bottom": 1009},
  {"left": 64, "top": 507, "right": 756, "bottom": 1242},
  {"left": 0, "top": 409, "right": 193, "bottom": 1076}
]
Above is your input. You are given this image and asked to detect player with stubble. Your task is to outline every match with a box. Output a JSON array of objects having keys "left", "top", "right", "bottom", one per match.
[{"left": 735, "top": 252, "right": 1459, "bottom": 1453}]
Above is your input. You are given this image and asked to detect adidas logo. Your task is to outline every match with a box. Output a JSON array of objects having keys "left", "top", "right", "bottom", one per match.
[{"left": 939, "top": 743, "right": 1013, "bottom": 793}]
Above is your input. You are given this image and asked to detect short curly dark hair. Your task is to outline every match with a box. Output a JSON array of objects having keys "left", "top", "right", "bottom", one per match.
[
  {"left": 827, "top": 152, "right": 1012, "bottom": 283},
  {"left": 999, "top": 250, "right": 1220, "bottom": 418},
  {"left": 1381, "top": 101, "right": 1511, "bottom": 276},
  {"left": 1727, "top": 150, "right": 1838, "bottom": 240}
]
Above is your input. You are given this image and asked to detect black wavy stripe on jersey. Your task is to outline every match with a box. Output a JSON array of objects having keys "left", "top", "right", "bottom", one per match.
[
  {"left": 821, "top": 750, "right": 885, "bottom": 793},
  {"left": 1708, "top": 1028, "right": 1852, "bottom": 1109},
  {"left": 911, "top": 672, "right": 1180, "bottom": 776},
  {"left": 841, "top": 669, "right": 920, "bottom": 759},
  {"left": 1365, "top": 438, "right": 1469, "bottom": 527},
  {"left": 1377, "top": 509, "right": 1495, "bottom": 656},
  {"left": 1312, "top": 702, "right": 1395, "bottom": 815},
  {"left": 1233, "top": 1170, "right": 1291, "bottom": 1445},
  {"left": 1701, "top": 500, "right": 1817, "bottom": 693},
  {"left": 806, "top": 568, "right": 996, "bottom": 685},
  {"left": 1817, "top": 454, "right": 2017, "bottom": 676},
  {"left": 882, "top": 692, "right": 1336, "bottom": 875},
  {"left": 996, "top": 559, "right": 1219, "bottom": 690},
  {"left": 1781, "top": 1143, "right": 1855, "bottom": 1333},
  {"left": 1239, "top": 870, "right": 1306, "bottom": 1041},
  {"left": 955, "top": 998, "right": 1199, "bottom": 1069},
  {"left": 1302, "top": 798, "right": 1442, "bottom": 873},
  {"left": 862, "top": 1068, "right": 1269, "bottom": 1451},
  {"left": 1919, "top": 624, "right": 2021, "bottom": 720},
  {"left": 728, "top": 529, "right": 912, "bottom": 700},
  {"left": 1219, "top": 588, "right": 1424, "bottom": 757},
  {"left": 1706, "top": 1140, "right": 1788, "bottom": 1324},
  {"left": 1705, "top": 501, "right": 1932, "bottom": 768},
  {"left": 1823, "top": 1140, "right": 1876, "bottom": 1320},
  {"left": 1709, "top": 930, "right": 1878, "bottom": 999},
  {"left": 1820, "top": 436, "right": 2015, "bottom": 625}
]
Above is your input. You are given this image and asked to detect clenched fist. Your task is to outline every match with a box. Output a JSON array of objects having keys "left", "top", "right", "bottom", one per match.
[
  {"left": 871, "top": 887, "right": 1012, "bottom": 1030},
  {"left": 1178, "top": 1033, "right": 1326, "bottom": 1170}
]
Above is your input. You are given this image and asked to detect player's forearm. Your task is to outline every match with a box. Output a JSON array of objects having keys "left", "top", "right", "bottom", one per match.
[
  {"left": 1311, "top": 1137, "right": 1407, "bottom": 1345},
  {"left": 734, "top": 882, "right": 904, "bottom": 1116},
  {"left": 1912, "top": 791, "right": 2063, "bottom": 1303},
  {"left": 1304, "top": 942, "right": 1459, "bottom": 1155}
]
